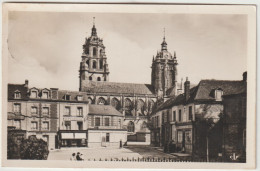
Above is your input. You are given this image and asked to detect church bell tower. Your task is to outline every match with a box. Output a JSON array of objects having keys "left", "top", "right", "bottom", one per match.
[
  {"left": 151, "top": 29, "right": 178, "bottom": 98},
  {"left": 79, "top": 18, "right": 109, "bottom": 91}
]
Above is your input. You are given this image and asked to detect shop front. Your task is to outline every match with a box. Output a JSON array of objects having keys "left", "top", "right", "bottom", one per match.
[
  {"left": 58, "top": 130, "right": 87, "bottom": 147},
  {"left": 176, "top": 124, "right": 193, "bottom": 154}
]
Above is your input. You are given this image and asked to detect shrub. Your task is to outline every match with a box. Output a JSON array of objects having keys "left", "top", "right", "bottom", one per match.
[{"left": 19, "top": 136, "right": 49, "bottom": 160}]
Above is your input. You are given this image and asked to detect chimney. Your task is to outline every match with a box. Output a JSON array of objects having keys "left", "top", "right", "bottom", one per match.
[
  {"left": 243, "top": 71, "right": 247, "bottom": 82},
  {"left": 50, "top": 88, "right": 59, "bottom": 100},
  {"left": 184, "top": 77, "right": 190, "bottom": 102},
  {"left": 24, "top": 80, "right": 29, "bottom": 88}
]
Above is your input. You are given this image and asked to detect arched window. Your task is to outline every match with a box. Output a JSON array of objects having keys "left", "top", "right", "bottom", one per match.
[
  {"left": 127, "top": 121, "right": 135, "bottom": 132},
  {"left": 99, "top": 60, "right": 103, "bottom": 69},
  {"left": 93, "top": 47, "right": 97, "bottom": 56},
  {"left": 148, "top": 100, "right": 155, "bottom": 114},
  {"left": 89, "top": 76, "right": 92, "bottom": 81},
  {"left": 97, "top": 97, "right": 106, "bottom": 105},
  {"left": 97, "top": 77, "right": 101, "bottom": 81},
  {"left": 141, "top": 121, "right": 147, "bottom": 131},
  {"left": 100, "top": 49, "right": 103, "bottom": 57},
  {"left": 86, "top": 60, "right": 89, "bottom": 66},
  {"left": 86, "top": 47, "right": 89, "bottom": 55},
  {"left": 88, "top": 97, "right": 93, "bottom": 104},
  {"left": 137, "top": 99, "right": 145, "bottom": 116},
  {"left": 125, "top": 98, "right": 133, "bottom": 116},
  {"left": 93, "top": 61, "right": 97, "bottom": 69},
  {"left": 111, "top": 98, "right": 121, "bottom": 111}
]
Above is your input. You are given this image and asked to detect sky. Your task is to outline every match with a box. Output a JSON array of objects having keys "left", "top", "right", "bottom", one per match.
[{"left": 7, "top": 12, "right": 247, "bottom": 91}]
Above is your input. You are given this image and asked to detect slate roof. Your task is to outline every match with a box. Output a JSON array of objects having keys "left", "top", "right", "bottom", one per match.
[
  {"left": 157, "top": 79, "right": 246, "bottom": 111},
  {"left": 8, "top": 84, "right": 28, "bottom": 100},
  {"left": 57, "top": 90, "right": 88, "bottom": 102},
  {"left": 88, "top": 104, "right": 123, "bottom": 116},
  {"left": 82, "top": 81, "right": 155, "bottom": 95},
  {"left": 193, "top": 80, "right": 246, "bottom": 102}
]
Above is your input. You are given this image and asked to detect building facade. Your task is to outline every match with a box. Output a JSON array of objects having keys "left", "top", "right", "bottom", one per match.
[
  {"left": 222, "top": 75, "right": 247, "bottom": 162},
  {"left": 8, "top": 80, "right": 128, "bottom": 149},
  {"left": 151, "top": 73, "right": 247, "bottom": 160},
  {"left": 78, "top": 21, "right": 179, "bottom": 143}
]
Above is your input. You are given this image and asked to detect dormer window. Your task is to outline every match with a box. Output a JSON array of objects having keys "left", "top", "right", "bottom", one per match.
[
  {"left": 215, "top": 88, "right": 223, "bottom": 101},
  {"left": 65, "top": 94, "right": 71, "bottom": 101},
  {"left": 31, "top": 90, "right": 38, "bottom": 98},
  {"left": 42, "top": 92, "right": 49, "bottom": 99},
  {"left": 77, "top": 95, "right": 83, "bottom": 101},
  {"left": 14, "top": 91, "right": 21, "bottom": 99}
]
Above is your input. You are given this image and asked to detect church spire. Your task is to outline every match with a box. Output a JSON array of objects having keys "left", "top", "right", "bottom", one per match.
[
  {"left": 91, "top": 17, "right": 97, "bottom": 36},
  {"left": 161, "top": 28, "right": 167, "bottom": 51}
]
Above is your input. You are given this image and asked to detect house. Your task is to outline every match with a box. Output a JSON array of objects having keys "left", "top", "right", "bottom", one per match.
[
  {"left": 222, "top": 72, "right": 247, "bottom": 162},
  {"left": 87, "top": 104, "right": 127, "bottom": 148},
  {"left": 151, "top": 72, "right": 247, "bottom": 160}
]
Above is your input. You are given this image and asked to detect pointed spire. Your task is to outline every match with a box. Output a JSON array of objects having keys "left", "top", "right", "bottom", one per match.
[
  {"left": 180, "top": 78, "right": 183, "bottom": 89},
  {"left": 161, "top": 28, "right": 167, "bottom": 51},
  {"left": 152, "top": 56, "right": 155, "bottom": 62},
  {"left": 91, "top": 17, "right": 97, "bottom": 36}
]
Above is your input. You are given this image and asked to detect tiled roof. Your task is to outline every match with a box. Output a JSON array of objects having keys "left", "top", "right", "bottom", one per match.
[
  {"left": 8, "top": 84, "right": 28, "bottom": 100},
  {"left": 157, "top": 79, "right": 246, "bottom": 111},
  {"left": 193, "top": 80, "right": 246, "bottom": 101},
  {"left": 82, "top": 81, "right": 155, "bottom": 95},
  {"left": 88, "top": 104, "right": 123, "bottom": 116}
]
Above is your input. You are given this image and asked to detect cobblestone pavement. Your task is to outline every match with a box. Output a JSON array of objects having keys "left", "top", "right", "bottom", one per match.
[{"left": 48, "top": 146, "right": 175, "bottom": 161}]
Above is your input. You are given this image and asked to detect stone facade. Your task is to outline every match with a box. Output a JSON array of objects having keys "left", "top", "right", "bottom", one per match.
[{"left": 78, "top": 22, "right": 179, "bottom": 142}]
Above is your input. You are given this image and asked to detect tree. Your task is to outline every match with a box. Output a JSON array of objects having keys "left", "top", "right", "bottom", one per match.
[{"left": 19, "top": 136, "right": 49, "bottom": 160}]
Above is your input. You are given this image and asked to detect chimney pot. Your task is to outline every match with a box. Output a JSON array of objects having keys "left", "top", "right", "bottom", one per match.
[{"left": 243, "top": 71, "right": 247, "bottom": 82}]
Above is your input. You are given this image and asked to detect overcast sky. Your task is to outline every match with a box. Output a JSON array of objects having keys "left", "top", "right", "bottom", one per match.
[{"left": 8, "top": 12, "right": 247, "bottom": 90}]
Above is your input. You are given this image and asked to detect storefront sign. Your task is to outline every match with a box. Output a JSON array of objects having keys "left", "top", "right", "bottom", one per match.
[
  {"left": 75, "top": 133, "right": 86, "bottom": 139},
  {"left": 63, "top": 116, "right": 83, "bottom": 121},
  {"left": 61, "top": 133, "right": 86, "bottom": 139},
  {"left": 61, "top": 133, "right": 74, "bottom": 139}
]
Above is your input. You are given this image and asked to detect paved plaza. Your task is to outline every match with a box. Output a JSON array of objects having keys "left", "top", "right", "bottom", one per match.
[{"left": 47, "top": 146, "right": 175, "bottom": 161}]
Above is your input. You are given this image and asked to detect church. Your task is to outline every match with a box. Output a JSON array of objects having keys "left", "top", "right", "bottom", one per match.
[{"left": 79, "top": 19, "right": 179, "bottom": 143}]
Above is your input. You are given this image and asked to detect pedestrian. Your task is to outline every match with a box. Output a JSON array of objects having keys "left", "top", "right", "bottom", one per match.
[
  {"left": 76, "top": 152, "right": 84, "bottom": 161},
  {"left": 70, "top": 153, "right": 76, "bottom": 161},
  {"left": 119, "top": 139, "right": 122, "bottom": 149}
]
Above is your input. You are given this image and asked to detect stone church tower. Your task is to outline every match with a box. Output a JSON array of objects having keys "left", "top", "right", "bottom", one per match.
[
  {"left": 151, "top": 33, "right": 178, "bottom": 98},
  {"left": 79, "top": 19, "right": 109, "bottom": 91}
]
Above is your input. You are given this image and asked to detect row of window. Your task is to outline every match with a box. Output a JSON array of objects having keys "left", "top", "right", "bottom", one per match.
[
  {"left": 14, "top": 91, "right": 84, "bottom": 101},
  {"left": 86, "top": 60, "right": 103, "bottom": 70},
  {"left": 89, "top": 76, "right": 102, "bottom": 81},
  {"left": 64, "top": 107, "right": 83, "bottom": 116},
  {"left": 31, "top": 121, "right": 49, "bottom": 130},
  {"left": 85, "top": 47, "right": 103, "bottom": 57},
  {"left": 152, "top": 106, "right": 193, "bottom": 127},
  {"left": 90, "top": 117, "right": 115, "bottom": 127},
  {"left": 64, "top": 121, "right": 83, "bottom": 130}
]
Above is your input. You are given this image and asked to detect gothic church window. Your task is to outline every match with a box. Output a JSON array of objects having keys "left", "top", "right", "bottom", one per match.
[
  {"left": 125, "top": 98, "right": 133, "bottom": 116},
  {"left": 137, "top": 99, "right": 145, "bottom": 115},
  {"left": 97, "top": 77, "right": 101, "bottom": 81},
  {"left": 97, "top": 97, "right": 106, "bottom": 105},
  {"left": 127, "top": 121, "right": 135, "bottom": 132},
  {"left": 93, "top": 61, "right": 97, "bottom": 69},
  {"left": 86, "top": 60, "right": 89, "bottom": 66},
  {"left": 88, "top": 97, "right": 93, "bottom": 104},
  {"left": 111, "top": 98, "right": 121, "bottom": 111},
  {"left": 99, "top": 60, "right": 103, "bottom": 69},
  {"left": 93, "top": 47, "right": 97, "bottom": 56}
]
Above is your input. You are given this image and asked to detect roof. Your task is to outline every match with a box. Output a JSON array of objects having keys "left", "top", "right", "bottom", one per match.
[
  {"left": 157, "top": 79, "right": 246, "bottom": 111},
  {"left": 193, "top": 80, "right": 246, "bottom": 102},
  {"left": 8, "top": 84, "right": 28, "bottom": 100},
  {"left": 82, "top": 81, "right": 155, "bottom": 95},
  {"left": 88, "top": 104, "right": 123, "bottom": 116},
  {"left": 57, "top": 90, "right": 88, "bottom": 101}
]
